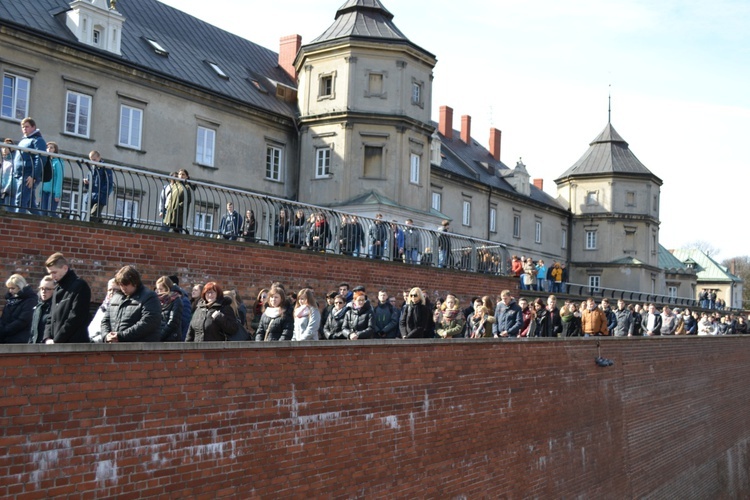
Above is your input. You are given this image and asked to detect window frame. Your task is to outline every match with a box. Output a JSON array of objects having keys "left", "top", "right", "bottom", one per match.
[
  {"left": 1, "top": 73, "right": 30, "bottom": 121},
  {"left": 315, "top": 147, "right": 331, "bottom": 178},
  {"left": 410, "top": 153, "right": 420, "bottom": 184},
  {"left": 535, "top": 220, "right": 542, "bottom": 244},
  {"left": 513, "top": 214, "right": 521, "bottom": 238},
  {"left": 65, "top": 90, "right": 92, "bottom": 138},
  {"left": 589, "top": 275, "right": 601, "bottom": 293},
  {"left": 195, "top": 126, "right": 216, "bottom": 167},
  {"left": 585, "top": 230, "right": 597, "bottom": 250},
  {"left": 489, "top": 207, "right": 497, "bottom": 233},
  {"left": 462, "top": 200, "right": 471, "bottom": 227},
  {"left": 118, "top": 104, "right": 143, "bottom": 150},
  {"left": 266, "top": 145, "right": 283, "bottom": 182},
  {"left": 431, "top": 192, "right": 442, "bottom": 212}
]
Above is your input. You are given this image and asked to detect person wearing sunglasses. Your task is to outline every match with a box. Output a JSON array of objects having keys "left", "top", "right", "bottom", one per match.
[
  {"left": 323, "top": 294, "right": 348, "bottom": 340},
  {"left": 30, "top": 276, "right": 56, "bottom": 344},
  {"left": 399, "top": 287, "right": 430, "bottom": 339}
]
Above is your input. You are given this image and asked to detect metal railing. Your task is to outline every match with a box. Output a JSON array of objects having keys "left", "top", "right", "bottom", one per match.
[{"left": 2, "top": 144, "right": 512, "bottom": 273}]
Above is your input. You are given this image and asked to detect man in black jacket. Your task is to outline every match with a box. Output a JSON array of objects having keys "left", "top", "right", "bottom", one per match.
[
  {"left": 43, "top": 252, "right": 92, "bottom": 343},
  {"left": 103, "top": 265, "right": 161, "bottom": 343}
]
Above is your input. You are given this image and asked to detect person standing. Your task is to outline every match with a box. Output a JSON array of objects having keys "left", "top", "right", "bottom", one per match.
[
  {"left": 30, "top": 276, "right": 55, "bottom": 343},
  {"left": 219, "top": 201, "right": 241, "bottom": 240},
  {"left": 103, "top": 266, "right": 161, "bottom": 343},
  {"left": 164, "top": 169, "right": 192, "bottom": 233},
  {"left": 1, "top": 139, "right": 16, "bottom": 209},
  {"left": 613, "top": 299, "right": 634, "bottom": 337},
  {"left": 84, "top": 150, "right": 114, "bottom": 223},
  {"left": 40, "top": 142, "right": 64, "bottom": 216},
  {"left": 580, "top": 298, "right": 609, "bottom": 336},
  {"left": 492, "top": 290, "right": 523, "bottom": 338},
  {"left": 399, "top": 287, "right": 430, "bottom": 338},
  {"left": 437, "top": 220, "right": 451, "bottom": 268},
  {"left": 43, "top": 253, "right": 92, "bottom": 343},
  {"left": 403, "top": 219, "right": 420, "bottom": 264},
  {"left": 13, "top": 117, "right": 46, "bottom": 214},
  {"left": 641, "top": 303, "right": 663, "bottom": 337},
  {"left": 0, "top": 274, "right": 36, "bottom": 343}
]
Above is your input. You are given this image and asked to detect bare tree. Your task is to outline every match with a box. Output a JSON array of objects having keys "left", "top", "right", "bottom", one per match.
[
  {"left": 722, "top": 255, "right": 750, "bottom": 310},
  {"left": 684, "top": 240, "right": 722, "bottom": 257}
]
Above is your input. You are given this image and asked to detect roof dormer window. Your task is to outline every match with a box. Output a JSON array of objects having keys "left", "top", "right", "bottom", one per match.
[
  {"left": 207, "top": 62, "right": 228, "bottom": 80},
  {"left": 145, "top": 38, "right": 169, "bottom": 56}
]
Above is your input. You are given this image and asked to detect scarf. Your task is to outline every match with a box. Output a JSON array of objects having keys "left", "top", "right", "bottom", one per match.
[
  {"left": 441, "top": 304, "right": 460, "bottom": 322},
  {"left": 265, "top": 306, "right": 281, "bottom": 319},
  {"left": 295, "top": 305, "right": 310, "bottom": 318}
]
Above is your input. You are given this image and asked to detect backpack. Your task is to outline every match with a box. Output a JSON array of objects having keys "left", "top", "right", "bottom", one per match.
[{"left": 42, "top": 156, "right": 53, "bottom": 182}]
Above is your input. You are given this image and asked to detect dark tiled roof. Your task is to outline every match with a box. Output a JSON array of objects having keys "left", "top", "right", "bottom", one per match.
[
  {"left": 556, "top": 123, "right": 661, "bottom": 183},
  {"left": 308, "top": 0, "right": 434, "bottom": 57},
  {"left": 1, "top": 0, "right": 298, "bottom": 119},
  {"left": 432, "top": 124, "right": 565, "bottom": 210}
]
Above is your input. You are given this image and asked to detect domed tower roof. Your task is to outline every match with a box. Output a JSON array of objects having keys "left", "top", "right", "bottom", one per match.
[{"left": 555, "top": 122, "right": 662, "bottom": 184}]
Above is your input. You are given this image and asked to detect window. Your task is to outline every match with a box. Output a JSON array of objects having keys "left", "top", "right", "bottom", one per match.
[
  {"left": 586, "top": 191, "right": 598, "bottom": 205},
  {"left": 585, "top": 230, "right": 597, "bottom": 250},
  {"left": 315, "top": 147, "right": 331, "bottom": 178},
  {"left": 513, "top": 214, "right": 520, "bottom": 238},
  {"left": 193, "top": 211, "right": 214, "bottom": 237},
  {"left": 589, "top": 275, "right": 601, "bottom": 293},
  {"left": 653, "top": 195, "right": 659, "bottom": 212},
  {"left": 145, "top": 38, "right": 169, "bottom": 56},
  {"left": 668, "top": 286, "right": 678, "bottom": 298},
  {"left": 195, "top": 126, "right": 215, "bottom": 166},
  {"left": 2, "top": 73, "right": 30, "bottom": 120},
  {"left": 93, "top": 29, "right": 101, "bottom": 46},
  {"left": 208, "top": 62, "right": 228, "bottom": 79},
  {"left": 462, "top": 201, "right": 471, "bottom": 226},
  {"left": 119, "top": 105, "right": 142, "bottom": 149},
  {"left": 363, "top": 145, "right": 383, "bottom": 178},
  {"left": 319, "top": 74, "right": 334, "bottom": 98},
  {"left": 561, "top": 228, "right": 567, "bottom": 249},
  {"left": 266, "top": 145, "right": 282, "bottom": 181},
  {"left": 489, "top": 207, "right": 497, "bottom": 233},
  {"left": 431, "top": 192, "right": 442, "bottom": 212},
  {"left": 535, "top": 221, "right": 542, "bottom": 243},
  {"left": 410, "top": 153, "right": 420, "bottom": 184},
  {"left": 412, "top": 82, "right": 422, "bottom": 105},
  {"left": 115, "top": 199, "right": 139, "bottom": 224},
  {"left": 65, "top": 91, "right": 92, "bottom": 137}
]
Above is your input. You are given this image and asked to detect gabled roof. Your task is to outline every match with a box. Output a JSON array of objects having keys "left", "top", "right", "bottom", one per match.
[
  {"left": 1, "top": 0, "right": 298, "bottom": 119},
  {"left": 330, "top": 190, "right": 448, "bottom": 219},
  {"left": 307, "top": 0, "right": 434, "bottom": 57},
  {"left": 432, "top": 124, "right": 566, "bottom": 210},
  {"left": 555, "top": 122, "right": 662, "bottom": 184},
  {"left": 670, "top": 248, "right": 743, "bottom": 283}
]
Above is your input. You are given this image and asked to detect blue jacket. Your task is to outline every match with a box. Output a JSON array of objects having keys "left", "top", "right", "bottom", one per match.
[
  {"left": 219, "top": 210, "right": 242, "bottom": 237},
  {"left": 13, "top": 129, "right": 46, "bottom": 181},
  {"left": 493, "top": 299, "right": 523, "bottom": 337},
  {"left": 42, "top": 157, "right": 64, "bottom": 197},
  {"left": 90, "top": 166, "right": 114, "bottom": 205}
]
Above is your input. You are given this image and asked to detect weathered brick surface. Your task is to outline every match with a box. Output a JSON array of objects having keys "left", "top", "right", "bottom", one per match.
[{"left": 1, "top": 215, "right": 750, "bottom": 498}]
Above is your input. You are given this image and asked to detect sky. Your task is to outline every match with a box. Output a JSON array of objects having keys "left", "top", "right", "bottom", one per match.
[{"left": 159, "top": 0, "right": 750, "bottom": 262}]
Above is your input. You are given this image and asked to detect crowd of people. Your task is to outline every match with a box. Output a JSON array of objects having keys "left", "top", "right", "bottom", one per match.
[{"left": 1, "top": 251, "right": 747, "bottom": 346}]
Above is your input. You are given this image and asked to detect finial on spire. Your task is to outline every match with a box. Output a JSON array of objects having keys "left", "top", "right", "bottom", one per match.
[
  {"left": 109, "top": 0, "right": 117, "bottom": 10},
  {"left": 608, "top": 84, "right": 611, "bottom": 124}
]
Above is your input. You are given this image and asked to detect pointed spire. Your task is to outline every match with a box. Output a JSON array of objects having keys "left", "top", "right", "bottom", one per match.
[{"left": 608, "top": 84, "right": 611, "bottom": 124}]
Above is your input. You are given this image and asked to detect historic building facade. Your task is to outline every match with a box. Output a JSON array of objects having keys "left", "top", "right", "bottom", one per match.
[{"left": 1, "top": 0, "right": 719, "bottom": 298}]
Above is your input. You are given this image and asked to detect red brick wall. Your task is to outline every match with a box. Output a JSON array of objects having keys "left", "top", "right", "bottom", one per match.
[
  {"left": 1, "top": 338, "right": 749, "bottom": 498},
  {"left": 2, "top": 215, "right": 750, "bottom": 498},
  {"left": 0, "top": 213, "right": 516, "bottom": 305}
]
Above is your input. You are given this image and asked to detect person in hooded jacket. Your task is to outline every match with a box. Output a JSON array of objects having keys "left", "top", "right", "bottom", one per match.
[
  {"left": 323, "top": 294, "right": 348, "bottom": 340},
  {"left": 186, "top": 281, "right": 238, "bottom": 342},
  {"left": 103, "top": 266, "right": 161, "bottom": 343},
  {"left": 254, "top": 285, "right": 293, "bottom": 341},
  {"left": 435, "top": 293, "right": 465, "bottom": 339},
  {"left": 155, "top": 276, "right": 182, "bottom": 342},
  {"left": 342, "top": 291, "right": 375, "bottom": 340},
  {"left": 0, "top": 274, "right": 36, "bottom": 343},
  {"left": 399, "top": 287, "right": 430, "bottom": 339}
]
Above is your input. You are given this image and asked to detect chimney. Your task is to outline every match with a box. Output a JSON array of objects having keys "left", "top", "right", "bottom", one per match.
[
  {"left": 439, "top": 106, "right": 453, "bottom": 140},
  {"left": 461, "top": 115, "right": 471, "bottom": 144},
  {"left": 279, "top": 35, "right": 301, "bottom": 80},
  {"left": 533, "top": 178, "right": 544, "bottom": 191},
  {"left": 489, "top": 128, "right": 501, "bottom": 161}
]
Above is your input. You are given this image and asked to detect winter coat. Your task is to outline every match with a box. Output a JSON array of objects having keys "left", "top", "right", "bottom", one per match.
[
  {"left": 581, "top": 307, "right": 609, "bottom": 336},
  {"left": 255, "top": 307, "right": 294, "bottom": 341},
  {"left": 89, "top": 166, "right": 113, "bottom": 206},
  {"left": 30, "top": 298, "right": 52, "bottom": 344},
  {"left": 372, "top": 302, "right": 399, "bottom": 338},
  {"left": 561, "top": 312, "right": 582, "bottom": 337},
  {"left": 468, "top": 311, "right": 495, "bottom": 338},
  {"left": 164, "top": 180, "right": 192, "bottom": 228},
  {"left": 292, "top": 306, "right": 321, "bottom": 341},
  {"left": 13, "top": 128, "right": 46, "bottom": 181},
  {"left": 342, "top": 301, "right": 375, "bottom": 339},
  {"left": 493, "top": 299, "right": 523, "bottom": 337},
  {"left": 399, "top": 302, "right": 430, "bottom": 338},
  {"left": 186, "top": 296, "right": 238, "bottom": 342},
  {"left": 613, "top": 308, "right": 634, "bottom": 337},
  {"left": 547, "top": 306, "right": 562, "bottom": 337},
  {"left": 0, "top": 286, "right": 37, "bottom": 343},
  {"left": 102, "top": 285, "right": 161, "bottom": 342},
  {"left": 435, "top": 305, "right": 465, "bottom": 339},
  {"left": 323, "top": 305, "right": 348, "bottom": 339},
  {"left": 44, "top": 269, "right": 92, "bottom": 343},
  {"left": 534, "top": 308, "right": 550, "bottom": 337},
  {"left": 159, "top": 291, "right": 183, "bottom": 342}
]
